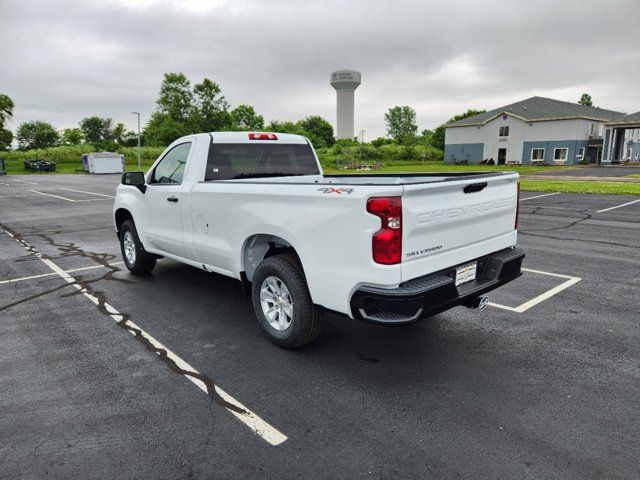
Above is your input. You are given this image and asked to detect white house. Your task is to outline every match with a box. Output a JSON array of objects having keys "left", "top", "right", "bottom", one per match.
[{"left": 444, "top": 97, "right": 625, "bottom": 165}]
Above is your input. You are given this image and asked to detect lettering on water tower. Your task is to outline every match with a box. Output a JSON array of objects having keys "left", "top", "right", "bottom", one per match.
[{"left": 332, "top": 72, "right": 356, "bottom": 82}]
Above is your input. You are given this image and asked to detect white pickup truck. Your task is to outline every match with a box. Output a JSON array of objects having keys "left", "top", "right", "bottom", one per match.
[{"left": 114, "top": 132, "right": 524, "bottom": 348}]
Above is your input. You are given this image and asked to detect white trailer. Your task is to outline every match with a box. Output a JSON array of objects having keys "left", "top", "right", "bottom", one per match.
[{"left": 82, "top": 152, "right": 125, "bottom": 174}]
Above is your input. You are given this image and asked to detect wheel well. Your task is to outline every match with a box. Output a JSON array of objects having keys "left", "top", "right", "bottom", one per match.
[
  {"left": 115, "top": 208, "right": 133, "bottom": 236},
  {"left": 242, "top": 234, "right": 301, "bottom": 282}
]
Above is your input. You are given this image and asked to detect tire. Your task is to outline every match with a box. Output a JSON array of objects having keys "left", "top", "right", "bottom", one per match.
[
  {"left": 251, "top": 254, "right": 323, "bottom": 348},
  {"left": 120, "top": 219, "right": 157, "bottom": 275}
]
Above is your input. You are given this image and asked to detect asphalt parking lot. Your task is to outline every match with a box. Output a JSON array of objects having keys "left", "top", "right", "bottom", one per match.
[{"left": 1, "top": 174, "right": 639, "bottom": 479}]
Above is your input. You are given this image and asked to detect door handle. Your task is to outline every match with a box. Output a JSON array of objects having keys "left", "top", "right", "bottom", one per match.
[{"left": 167, "top": 196, "right": 179, "bottom": 203}]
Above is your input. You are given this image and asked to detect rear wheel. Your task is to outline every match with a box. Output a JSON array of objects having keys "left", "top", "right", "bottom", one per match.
[
  {"left": 120, "top": 219, "right": 156, "bottom": 275},
  {"left": 251, "top": 254, "right": 323, "bottom": 348}
]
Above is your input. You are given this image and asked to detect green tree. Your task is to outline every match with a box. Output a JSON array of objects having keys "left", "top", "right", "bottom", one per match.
[
  {"left": 0, "top": 128, "right": 12, "bottom": 151},
  {"left": 230, "top": 104, "right": 264, "bottom": 130},
  {"left": 0, "top": 93, "right": 15, "bottom": 150},
  {"left": 192, "top": 78, "right": 231, "bottom": 131},
  {"left": 113, "top": 123, "right": 126, "bottom": 143},
  {"left": 432, "top": 108, "right": 486, "bottom": 151},
  {"left": 578, "top": 93, "right": 593, "bottom": 107},
  {"left": 144, "top": 113, "right": 190, "bottom": 147},
  {"left": 16, "top": 121, "right": 60, "bottom": 150},
  {"left": 418, "top": 128, "right": 434, "bottom": 146},
  {"left": 371, "top": 136, "right": 393, "bottom": 148},
  {"left": 80, "top": 116, "right": 115, "bottom": 145},
  {"left": 0, "top": 94, "right": 14, "bottom": 126},
  {"left": 145, "top": 73, "right": 236, "bottom": 145},
  {"left": 266, "top": 120, "right": 305, "bottom": 135},
  {"left": 157, "top": 73, "right": 194, "bottom": 122},
  {"left": 61, "top": 127, "right": 83, "bottom": 145},
  {"left": 297, "top": 115, "right": 334, "bottom": 148},
  {"left": 112, "top": 123, "right": 139, "bottom": 147},
  {"left": 385, "top": 106, "right": 418, "bottom": 144}
]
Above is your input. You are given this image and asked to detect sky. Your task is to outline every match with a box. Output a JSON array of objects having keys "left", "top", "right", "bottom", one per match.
[{"left": 1, "top": 0, "right": 639, "bottom": 140}]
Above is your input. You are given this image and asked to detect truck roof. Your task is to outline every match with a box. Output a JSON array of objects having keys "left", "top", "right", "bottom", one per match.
[{"left": 202, "top": 131, "right": 310, "bottom": 144}]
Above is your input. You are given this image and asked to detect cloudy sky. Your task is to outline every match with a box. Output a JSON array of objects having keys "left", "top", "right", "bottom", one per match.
[{"left": 1, "top": 0, "right": 638, "bottom": 139}]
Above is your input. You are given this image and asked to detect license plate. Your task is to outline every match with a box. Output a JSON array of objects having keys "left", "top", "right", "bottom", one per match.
[{"left": 455, "top": 262, "right": 477, "bottom": 286}]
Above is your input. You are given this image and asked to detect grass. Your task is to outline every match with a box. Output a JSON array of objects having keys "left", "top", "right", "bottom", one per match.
[
  {"left": 521, "top": 180, "right": 640, "bottom": 195},
  {"left": 626, "top": 174, "right": 640, "bottom": 179},
  {"left": 323, "top": 162, "right": 569, "bottom": 175}
]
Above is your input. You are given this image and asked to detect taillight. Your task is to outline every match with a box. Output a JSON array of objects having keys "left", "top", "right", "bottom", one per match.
[
  {"left": 515, "top": 181, "right": 520, "bottom": 230},
  {"left": 367, "top": 196, "right": 402, "bottom": 265},
  {"left": 249, "top": 133, "right": 278, "bottom": 140}
]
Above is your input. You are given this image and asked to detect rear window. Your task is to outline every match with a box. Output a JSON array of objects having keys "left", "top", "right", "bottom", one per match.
[{"left": 205, "top": 143, "right": 320, "bottom": 181}]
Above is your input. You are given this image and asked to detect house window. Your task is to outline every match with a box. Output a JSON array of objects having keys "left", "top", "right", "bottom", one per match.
[
  {"left": 531, "top": 148, "right": 545, "bottom": 161},
  {"left": 499, "top": 126, "right": 510, "bottom": 137},
  {"left": 589, "top": 123, "right": 595, "bottom": 136},
  {"left": 577, "top": 147, "right": 585, "bottom": 161},
  {"left": 554, "top": 147, "right": 569, "bottom": 161}
]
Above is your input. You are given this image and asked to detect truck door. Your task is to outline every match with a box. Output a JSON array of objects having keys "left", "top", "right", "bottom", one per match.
[{"left": 142, "top": 140, "right": 194, "bottom": 258}]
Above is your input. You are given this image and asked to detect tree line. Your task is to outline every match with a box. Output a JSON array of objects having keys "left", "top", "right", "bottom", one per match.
[
  {"left": 0, "top": 80, "right": 594, "bottom": 154},
  {"left": 0, "top": 73, "right": 336, "bottom": 152}
]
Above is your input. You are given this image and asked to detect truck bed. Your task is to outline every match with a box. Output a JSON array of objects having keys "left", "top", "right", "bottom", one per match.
[
  {"left": 322, "top": 171, "right": 513, "bottom": 185},
  {"left": 209, "top": 171, "right": 514, "bottom": 185}
]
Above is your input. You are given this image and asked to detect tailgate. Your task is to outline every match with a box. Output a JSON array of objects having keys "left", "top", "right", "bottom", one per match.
[{"left": 401, "top": 174, "right": 519, "bottom": 282}]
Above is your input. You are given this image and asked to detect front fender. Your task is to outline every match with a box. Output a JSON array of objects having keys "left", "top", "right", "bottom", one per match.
[{"left": 114, "top": 185, "right": 147, "bottom": 243}]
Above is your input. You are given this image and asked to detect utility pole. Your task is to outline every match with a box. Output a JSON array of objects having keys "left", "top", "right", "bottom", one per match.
[
  {"left": 359, "top": 130, "right": 366, "bottom": 143},
  {"left": 131, "top": 112, "right": 141, "bottom": 170}
]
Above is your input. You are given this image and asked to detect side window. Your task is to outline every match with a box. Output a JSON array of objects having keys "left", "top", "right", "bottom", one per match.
[{"left": 150, "top": 143, "right": 191, "bottom": 184}]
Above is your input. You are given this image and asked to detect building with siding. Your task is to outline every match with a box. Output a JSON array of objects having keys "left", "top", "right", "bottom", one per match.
[
  {"left": 444, "top": 97, "right": 625, "bottom": 165},
  {"left": 602, "top": 112, "right": 640, "bottom": 163}
]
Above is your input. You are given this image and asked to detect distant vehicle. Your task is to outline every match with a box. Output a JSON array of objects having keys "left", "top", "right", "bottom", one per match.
[
  {"left": 113, "top": 132, "right": 524, "bottom": 348},
  {"left": 24, "top": 159, "right": 56, "bottom": 172},
  {"left": 82, "top": 152, "right": 124, "bottom": 174}
]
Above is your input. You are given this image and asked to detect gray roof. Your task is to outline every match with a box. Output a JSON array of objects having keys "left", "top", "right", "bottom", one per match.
[
  {"left": 447, "top": 96, "right": 626, "bottom": 127},
  {"left": 605, "top": 111, "right": 640, "bottom": 125}
]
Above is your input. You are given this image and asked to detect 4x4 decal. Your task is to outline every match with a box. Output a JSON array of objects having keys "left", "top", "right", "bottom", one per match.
[{"left": 317, "top": 187, "right": 354, "bottom": 195}]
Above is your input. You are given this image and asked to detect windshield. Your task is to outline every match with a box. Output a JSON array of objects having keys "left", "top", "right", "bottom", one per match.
[{"left": 204, "top": 143, "right": 320, "bottom": 181}]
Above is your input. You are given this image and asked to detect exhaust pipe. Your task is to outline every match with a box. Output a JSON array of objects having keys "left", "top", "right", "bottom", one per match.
[{"left": 465, "top": 296, "right": 489, "bottom": 311}]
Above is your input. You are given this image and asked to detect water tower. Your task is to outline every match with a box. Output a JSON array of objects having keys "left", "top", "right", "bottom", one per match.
[{"left": 330, "top": 70, "right": 361, "bottom": 139}]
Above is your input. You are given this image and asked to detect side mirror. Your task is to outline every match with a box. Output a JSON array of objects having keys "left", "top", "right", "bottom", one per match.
[{"left": 122, "top": 171, "right": 146, "bottom": 193}]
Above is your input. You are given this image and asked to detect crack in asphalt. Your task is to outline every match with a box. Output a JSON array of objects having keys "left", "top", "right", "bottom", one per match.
[
  {"left": 0, "top": 282, "right": 71, "bottom": 312},
  {"left": 520, "top": 207, "right": 593, "bottom": 232},
  {"left": 519, "top": 208, "right": 640, "bottom": 249},
  {"left": 1, "top": 223, "right": 247, "bottom": 415}
]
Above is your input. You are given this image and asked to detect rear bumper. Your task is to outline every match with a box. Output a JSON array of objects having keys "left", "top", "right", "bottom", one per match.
[{"left": 350, "top": 247, "right": 525, "bottom": 324}]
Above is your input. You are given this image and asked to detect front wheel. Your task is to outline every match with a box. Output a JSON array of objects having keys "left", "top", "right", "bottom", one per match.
[
  {"left": 251, "top": 254, "right": 323, "bottom": 348},
  {"left": 120, "top": 219, "right": 156, "bottom": 275}
]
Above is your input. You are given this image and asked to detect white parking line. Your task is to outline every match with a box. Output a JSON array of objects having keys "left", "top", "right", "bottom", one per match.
[
  {"left": 12, "top": 179, "right": 39, "bottom": 185},
  {"left": 2, "top": 228, "right": 287, "bottom": 446},
  {"left": 489, "top": 267, "right": 581, "bottom": 313},
  {"left": 0, "top": 262, "right": 125, "bottom": 285},
  {"left": 0, "top": 194, "right": 35, "bottom": 198},
  {"left": 596, "top": 198, "right": 640, "bottom": 213},
  {"left": 519, "top": 192, "right": 561, "bottom": 202},
  {"left": 29, "top": 189, "right": 77, "bottom": 202},
  {"left": 59, "top": 187, "right": 115, "bottom": 198}
]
